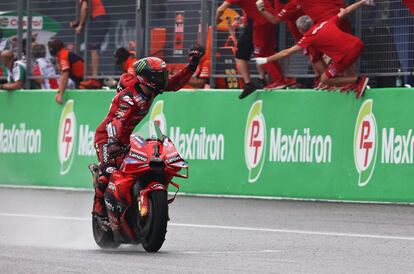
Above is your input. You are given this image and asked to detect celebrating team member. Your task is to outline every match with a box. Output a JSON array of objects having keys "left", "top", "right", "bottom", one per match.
[
  {"left": 91, "top": 45, "right": 203, "bottom": 221},
  {"left": 256, "top": 0, "right": 328, "bottom": 86},
  {"left": 216, "top": 0, "right": 292, "bottom": 100},
  {"left": 254, "top": 0, "right": 374, "bottom": 98}
]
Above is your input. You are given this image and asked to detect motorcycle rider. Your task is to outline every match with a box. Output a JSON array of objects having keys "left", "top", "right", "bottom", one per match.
[{"left": 92, "top": 45, "right": 204, "bottom": 221}]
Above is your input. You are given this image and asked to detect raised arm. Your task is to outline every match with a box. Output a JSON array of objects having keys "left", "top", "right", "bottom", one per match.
[
  {"left": 70, "top": 0, "right": 89, "bottom": 34},
  {"left": 338, "top": 0, "right": 374, "bottom": 19},
  {"left": 165, "top": 45, "right": 205, "bottom": 92},
  {"left": 165, "top": 65, "right": 194, "bottom": 92},
  {"left": 254, "top": 45, "right": 302, "bottom": 65}
]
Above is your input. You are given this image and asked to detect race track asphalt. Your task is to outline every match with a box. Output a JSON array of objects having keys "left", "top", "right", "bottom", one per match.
[{"left": 0, "top": 186, "right": 413, "bottom": 274}]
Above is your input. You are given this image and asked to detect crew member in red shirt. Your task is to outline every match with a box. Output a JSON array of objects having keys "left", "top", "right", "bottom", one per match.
[
  {"left": 257, "top": 0, "right": 356, "bottom": 89},
  {"left": 216, "top": 0, "right": 291, "bottom": 99},
  {"left": 114, "top": 47, "right": 137, "bottom": 76},
  {"left": 254, "top": 0, "right": 373, "bottom": 98},
  {"left": 48, "top": 38, "right": 84, "bottom": 104},
  {"left": 257, "top": 0, "right": 304, "bottom": 40},
  {"left": 257, "top": 0, "right": 327, "bottom": 86}
]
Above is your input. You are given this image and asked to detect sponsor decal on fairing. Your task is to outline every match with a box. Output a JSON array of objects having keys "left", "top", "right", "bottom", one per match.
[{"left": 129, "top": 151, "right": 148, "bottom": 161}]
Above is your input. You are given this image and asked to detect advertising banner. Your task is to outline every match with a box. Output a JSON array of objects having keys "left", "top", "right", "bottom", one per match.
[{"left": 1, "top": 88, "right": 414, "bottom": 203}]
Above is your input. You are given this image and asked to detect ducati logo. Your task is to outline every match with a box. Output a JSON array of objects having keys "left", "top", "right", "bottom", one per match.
[
  {"left": 150, "top": 100, "right": 167, "bottom": 134},
  {"left": 58, "top": 100, "right": 77, "bottom": 175},
  {"left": 244, "top": 100, "right": 266, "bottom": 183},
  {"left": 354, "top": 99, "right": 378, "bottom": 187}
]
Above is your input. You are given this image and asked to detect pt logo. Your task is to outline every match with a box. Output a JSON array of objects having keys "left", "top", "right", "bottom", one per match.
[
  {"left": 58, "top": 100, "right": 77, "bottom": 175},
  {"left": 354, "top": 99, "right": 378, "bottom": 187},
  {"left": 150, "top": 100, "right": 167, "bottom": 134},
  {"left": 244, "top": 100, "right": 266, "bottom": 183}
]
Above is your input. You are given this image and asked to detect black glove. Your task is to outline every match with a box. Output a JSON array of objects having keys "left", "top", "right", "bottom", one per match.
[
  {"left": 188, "top": 44, "right": 205, "bottom": 70},
  {"left": 102, "top": 139, "right": 122, "bottom": 163}
]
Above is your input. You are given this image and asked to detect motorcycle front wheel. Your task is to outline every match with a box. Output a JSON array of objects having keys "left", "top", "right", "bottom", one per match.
[{"left": 141, "top": 190, "right": 168, "bottom": 252}]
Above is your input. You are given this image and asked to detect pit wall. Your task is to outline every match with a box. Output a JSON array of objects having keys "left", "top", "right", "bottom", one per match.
[{"left": 0, "top": 88, "right": 413, "bottom": 203}]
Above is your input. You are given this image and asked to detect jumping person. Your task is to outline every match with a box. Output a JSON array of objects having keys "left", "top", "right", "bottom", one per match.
[
  {"left": 254, "top": 0, "right": 374, "bottom": 98},
  {"left": 216, "top": 0, "right": 293, "bottom": 99}
]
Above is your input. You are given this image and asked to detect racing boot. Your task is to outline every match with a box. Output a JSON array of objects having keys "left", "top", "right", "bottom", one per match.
[
  {"left": 93, "top": 175, "right": 109, "bottom": 215},
  {"left": 92, "top": 176, "right": 110, "bottom": 230}
]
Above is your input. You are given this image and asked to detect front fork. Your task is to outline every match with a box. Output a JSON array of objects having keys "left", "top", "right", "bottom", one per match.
[{"left": 138, "top": 181, "right": 180, "bottom": 217}]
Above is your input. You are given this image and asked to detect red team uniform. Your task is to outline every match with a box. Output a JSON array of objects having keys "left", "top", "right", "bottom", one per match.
[
  {"left": 274, "top": 0, "right": 352, "bottom": 64},
  {"left": 298, "top": 0, "right": 352, "bottom": 33},
  {"left": 297, "top": 15, "right": 364, "bottom": 78},
  {"left": 275, "top": 0, "right": 304, "bottom": 41},
  {"left": 227, "top": 0, "right": 286, "bottom": 85},
  {"left": 94, "top": 66, "right": 193, "bottom": 154},
  {"left": 92, "top": 58, "right": 198, "bottom": 216}
]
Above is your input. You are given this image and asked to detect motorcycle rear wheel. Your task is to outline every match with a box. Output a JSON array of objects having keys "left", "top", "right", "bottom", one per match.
[
  {"left": 92, "top": 216, "right": 120, "bottom": 249},
  {"left": 142, "top": 190, "right": 168, "bottom": 252}
]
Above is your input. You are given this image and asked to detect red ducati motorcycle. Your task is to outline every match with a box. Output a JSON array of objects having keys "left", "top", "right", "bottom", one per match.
[{"left": 89, "top": 121, "right": 188, "bottom": 252}]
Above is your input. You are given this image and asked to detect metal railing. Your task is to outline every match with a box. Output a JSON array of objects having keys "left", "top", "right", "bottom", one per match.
[{"left": 2, "top": 0, "right": 414, "bottom": 88}]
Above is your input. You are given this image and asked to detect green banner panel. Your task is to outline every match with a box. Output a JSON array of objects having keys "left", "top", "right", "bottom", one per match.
[{"left": 1, "top": 88, "right": 413, "bottom": 203}]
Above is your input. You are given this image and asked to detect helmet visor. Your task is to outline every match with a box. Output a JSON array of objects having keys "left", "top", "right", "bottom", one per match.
[{"left": 150, "top": 70, "right": 169, "bottom": 91}]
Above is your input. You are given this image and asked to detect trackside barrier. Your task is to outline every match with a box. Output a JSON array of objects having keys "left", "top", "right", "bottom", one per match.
[{"left": 1, "top": 88, "right": 414, "bottom": 203}]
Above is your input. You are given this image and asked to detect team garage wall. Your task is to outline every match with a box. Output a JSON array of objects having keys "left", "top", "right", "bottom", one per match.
[{"left": 0, "top": 88, "right": 413, "bottom": 203}]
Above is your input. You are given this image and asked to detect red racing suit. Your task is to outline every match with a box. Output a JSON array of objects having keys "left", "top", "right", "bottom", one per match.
[{"left": 94, "top": 64, "right": 194, "bottom": 164}]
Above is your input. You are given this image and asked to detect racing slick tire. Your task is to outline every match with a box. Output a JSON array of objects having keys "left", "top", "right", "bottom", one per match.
[{"left": 142, "top": 190, "right": 168, "bottom": 252}]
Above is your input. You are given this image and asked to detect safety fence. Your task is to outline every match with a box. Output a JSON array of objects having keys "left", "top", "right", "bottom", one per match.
[
  {"left": 1, "top": 0, "right": 414, "bottom": 87},
  {"left": 1, "top": 88, "right": 414, "bottom": 203}
]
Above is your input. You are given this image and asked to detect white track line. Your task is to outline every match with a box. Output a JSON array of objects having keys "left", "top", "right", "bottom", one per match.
[
  {"left": 169, "top": 223, "right": 414, "bottom": 241},
  {"left": 0, "top": 212, "right": 89, "bottom": 221},
  {"left": 1, "top": 212, "right": 414, "bottom": 241},
  {"left": 2, "top": 184, "right": 414, "bottom": 205},
  {"left": 177, "top": 250, "right": 281, "bottom": 255}
]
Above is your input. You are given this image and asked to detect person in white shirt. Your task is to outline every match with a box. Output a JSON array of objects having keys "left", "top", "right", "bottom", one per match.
[{"left": 32, "top": 44, "right": 59, "bottom": 89}]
